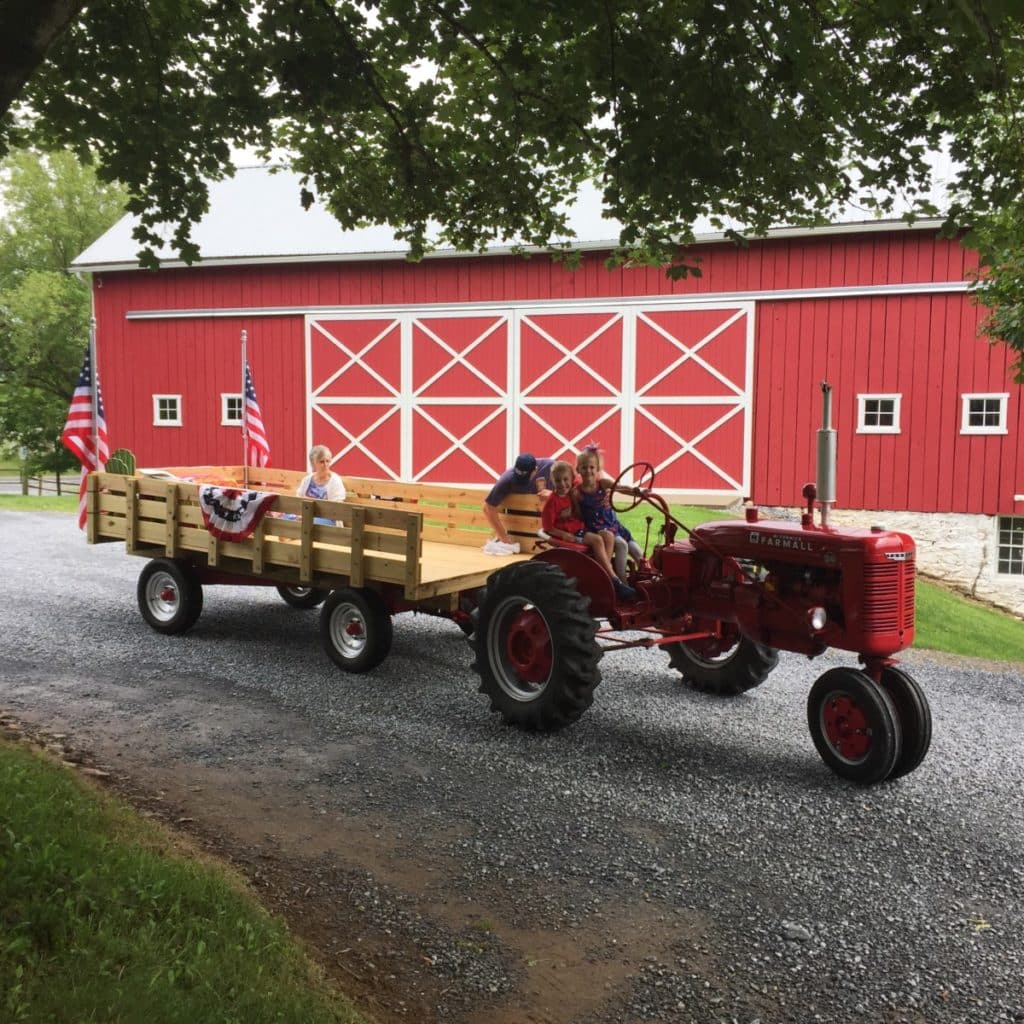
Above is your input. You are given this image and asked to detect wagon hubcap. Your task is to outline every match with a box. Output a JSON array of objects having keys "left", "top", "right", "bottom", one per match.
[
  {"left": 331, "top": 605, "right": 367, "bottom": 658},
  {"left": 146, "top": 573, "right": 180, "bottom": 622},
  {"left": 822, "top": 693, "right": 871, "bottom": 762}
]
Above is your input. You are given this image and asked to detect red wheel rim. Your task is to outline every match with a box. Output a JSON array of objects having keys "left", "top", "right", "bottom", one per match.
[
  {"left": 822, "top": 692, "right": 872, "bottom": 762},
  {"left": 505, "top": 609, "right": 552, "bottom": 683}
]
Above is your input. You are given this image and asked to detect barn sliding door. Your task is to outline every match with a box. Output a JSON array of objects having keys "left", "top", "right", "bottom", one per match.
[{"left": 306, "top": 300, "right": 752, "bottom": 497}]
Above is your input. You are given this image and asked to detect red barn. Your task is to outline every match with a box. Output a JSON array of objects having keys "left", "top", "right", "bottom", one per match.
[{"left": 73, "top": 168, "right": 1024, "bottom": 613}]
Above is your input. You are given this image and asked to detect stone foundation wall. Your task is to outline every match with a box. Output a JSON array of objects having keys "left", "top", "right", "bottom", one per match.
[{"left": 763, "top": 507, "right": 1024, "bottom": 619}]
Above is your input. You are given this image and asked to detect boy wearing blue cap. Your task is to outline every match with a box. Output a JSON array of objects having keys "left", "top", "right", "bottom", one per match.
[{"left": 482, "top": 453, "right": 557, "bottom": 553}]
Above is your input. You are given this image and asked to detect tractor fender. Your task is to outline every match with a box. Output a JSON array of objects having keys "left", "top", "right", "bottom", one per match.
[{"left": 533, "top": 547, "right": 615, "bottom": 619}]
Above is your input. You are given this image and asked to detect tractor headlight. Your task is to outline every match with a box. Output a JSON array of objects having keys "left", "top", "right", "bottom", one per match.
[{"left": 809, "top": 606, "right": 828, "bottom": 631}]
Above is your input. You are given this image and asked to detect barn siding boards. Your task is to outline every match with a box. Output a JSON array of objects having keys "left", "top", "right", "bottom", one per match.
[
  {"left": 99, "top": 311, "right": 306, "bottom": 468},
  {"left": 743, "top": 284, "right": 1019, "bottom": 516},
  {"left": 90, "top": 226, "right": 1022, "bottom": 516},
  {"left": 102, "top": 232, "right": 973, "bottom": 313}
]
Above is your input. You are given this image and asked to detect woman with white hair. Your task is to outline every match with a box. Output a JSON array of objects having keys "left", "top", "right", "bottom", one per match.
[{"left": 296, "top": 445, "right": 346, "bottom": 523}]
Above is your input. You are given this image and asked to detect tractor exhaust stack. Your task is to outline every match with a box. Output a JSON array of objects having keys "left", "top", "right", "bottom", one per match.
[{"left": 816, "top": 380, "right": 837, "bottom": 526}]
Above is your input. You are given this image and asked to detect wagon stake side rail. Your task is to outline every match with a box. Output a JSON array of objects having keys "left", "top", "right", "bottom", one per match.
[{"left": 88, "top": 471, "right": 427, "bottom": 601}]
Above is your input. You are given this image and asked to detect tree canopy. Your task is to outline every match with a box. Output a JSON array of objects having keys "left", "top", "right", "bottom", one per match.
[
  {"left": 0, "top": 150, "right": 127, "bottom": 470},
  {"left": 2, "top": 1, "right": 1024, "bottom": 373}
]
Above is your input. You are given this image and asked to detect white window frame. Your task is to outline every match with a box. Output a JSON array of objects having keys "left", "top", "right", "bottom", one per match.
[
  {"left": 856, "top": 393, "right": 902, "bottom": 435},
  {"left": 961, "top": 393, "right": 1008, "bottom": 435},
  {"left": 996, "top": 515, "right": 1024, "bottom": 576},
  {"left": 221, "top": 392, "right": 243, "bottom": 426},
  {"left": 153, "top": 394, "right": 182, "bottom": 427}
]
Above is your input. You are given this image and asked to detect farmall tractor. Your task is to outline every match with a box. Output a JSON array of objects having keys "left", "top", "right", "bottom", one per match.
[{"left": 471, "top": 383, "right": 929, "bottom": 785}]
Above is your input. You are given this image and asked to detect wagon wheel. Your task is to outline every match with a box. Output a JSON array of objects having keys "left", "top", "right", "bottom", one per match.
[
  {"left": 137, "top": 558, "right": 203, "bottom": 635},
  {"left": 665, "top": 631, "right": 778, "bottom": 696},
  {"left": 472, "top": 561, "right": 602, "bottom": 731},
  {"left": 807, "top": 667, "right": 903, "bottom": 785},
  {"left": 610, "top": 462, "right": 656, "bottom": 514},
  {"left": 320, "top": 587, "right": 393, "bottom": 673},
  {"left": 879, "top": 665, "right": 932, "bottom": 779},
  {"left": 276, "top": 584, "right": 329, "bottom": 610}
]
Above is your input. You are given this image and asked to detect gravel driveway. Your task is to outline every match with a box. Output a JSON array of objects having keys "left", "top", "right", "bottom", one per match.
[{"left": 2, "top": 508, "right": 1023, "bottom": 1024}]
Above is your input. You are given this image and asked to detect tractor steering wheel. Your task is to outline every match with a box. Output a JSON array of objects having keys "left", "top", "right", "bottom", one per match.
[{"left": 610, "top": 462, "right": 656, "bottom": 513}]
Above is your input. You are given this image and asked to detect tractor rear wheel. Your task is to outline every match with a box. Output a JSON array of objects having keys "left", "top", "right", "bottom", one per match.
[
  {"left": 879, "top": 665, "right": 932, "bottom": 779},
  {"left": 473, "top": 561, "right": 601, "bottom": 731},
  {"left": 807, "top": 667, "right": 902, "bottom": 784},
  {"left": 666, "top": 633, "right": 778, "bottom": 696}
]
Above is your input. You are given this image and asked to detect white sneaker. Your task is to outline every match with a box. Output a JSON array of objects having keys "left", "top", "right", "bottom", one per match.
[
  {"left": 483, "top": 539, "right": 502, "bottom": 555},
  {"left": 489, "top": 540, "right": 519, "bottom": 555}
]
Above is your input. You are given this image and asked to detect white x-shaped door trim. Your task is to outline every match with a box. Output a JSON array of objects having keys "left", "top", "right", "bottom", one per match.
[
  {"left": 306, "top": 299, "right": 753, "bottom": 495},
  {"left": 629, "top": 303, "right": 754, "bottom": 494}
]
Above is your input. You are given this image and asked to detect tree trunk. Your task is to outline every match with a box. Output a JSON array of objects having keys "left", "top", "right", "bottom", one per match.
[{"left": 0, "top": 0, "right": 86, "bottom": 127}]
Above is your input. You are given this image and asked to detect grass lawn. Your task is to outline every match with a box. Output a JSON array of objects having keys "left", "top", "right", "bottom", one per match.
[
  {"left": 0, "top": 494, "right": 79, "bottom": 512},
  {"left": 0, "top": 738, "right": 370, "bottom": 1024},
  {"left": 914, "top": 579, "right": 1024, "bottom": 663}
]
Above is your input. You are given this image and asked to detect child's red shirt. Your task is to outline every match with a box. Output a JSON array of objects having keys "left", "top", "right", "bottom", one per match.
[{"left": 542, "top": 492, "right": 585, "bottom": 536}]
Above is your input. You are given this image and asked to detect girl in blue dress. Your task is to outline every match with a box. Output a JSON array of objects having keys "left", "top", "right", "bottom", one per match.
[{"left": 574, "top": 449, "right": 643, "bottom": 577}]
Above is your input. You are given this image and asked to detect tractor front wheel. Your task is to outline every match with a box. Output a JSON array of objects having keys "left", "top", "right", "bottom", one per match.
[
  {"left": 879, "top": 666, "right": 932, "bottom": 779},
  {"left": 320, "top": 587, "right": 393, "bottom": 672},
  {"left": 473, "top": 561, "right": 601, "bottom": 731},
  {"left": 137, "top": 558, "right": 204, "bottom": 635},
  {"left": 666, "top": 633, "right": 778, "bottom": 696},
  {"left": 807, "top": 667, "right": 902, "bottom": 784}
]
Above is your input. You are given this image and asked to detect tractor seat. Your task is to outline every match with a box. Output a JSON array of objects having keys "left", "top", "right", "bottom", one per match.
[{"left": 536, "top": 528, "right": 589, "bottom": 554}]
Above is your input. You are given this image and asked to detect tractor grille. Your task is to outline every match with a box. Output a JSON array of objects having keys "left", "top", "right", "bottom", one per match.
[{"left": 862, "top": 557, "right": 916, "bottom": 635}]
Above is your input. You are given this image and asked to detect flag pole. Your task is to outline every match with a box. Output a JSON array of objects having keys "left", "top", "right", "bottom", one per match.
[
  {"left": 88, "top": 315, "right": 98, "bottom": 478},
  {"left": 241, "top": 329, "right": 249, "bottom": 489}
]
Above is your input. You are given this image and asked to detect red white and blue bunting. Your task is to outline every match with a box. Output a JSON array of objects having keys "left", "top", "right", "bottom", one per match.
[{"left": 198, "top": 486, "right": 278, "bottom": 541}]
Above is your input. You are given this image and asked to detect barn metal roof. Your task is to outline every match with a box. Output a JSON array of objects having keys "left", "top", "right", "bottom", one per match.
[{"left": 71, "top": 165, "right": 945, "bottom": 274}]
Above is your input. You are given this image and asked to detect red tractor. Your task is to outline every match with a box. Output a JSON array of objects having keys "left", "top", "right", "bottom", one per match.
[{"left": 471, "top": 383, "right": 929, "bottom": 785}]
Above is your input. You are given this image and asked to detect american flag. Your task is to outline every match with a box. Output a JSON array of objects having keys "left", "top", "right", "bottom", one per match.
[
  {"left": 244, "top": 362, "right": 271, "bottom": 467},
  {"left": 62, "top": 348, "right": 109, "bottom": 530}
]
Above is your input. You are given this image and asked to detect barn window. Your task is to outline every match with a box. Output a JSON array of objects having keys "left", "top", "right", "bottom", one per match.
[
  {"left": 153, "top": 395, "right": 181, "bottom": 426},
  {"left": 857, "top": 394, "right": 901, "bottom": 434},
  {"left": 221, "top": 393, "right": 243, "bottom": 425},
  {"left": 997, "top": 516, "right": 1024, "bottom": 575},
  {"left": 961, "top": 393, "right": 1008, "bottom": 435}
]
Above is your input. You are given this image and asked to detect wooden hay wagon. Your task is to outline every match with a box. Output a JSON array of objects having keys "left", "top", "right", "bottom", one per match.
[{"left": 87, "top": 466, "right": 543, "bottom": 671}]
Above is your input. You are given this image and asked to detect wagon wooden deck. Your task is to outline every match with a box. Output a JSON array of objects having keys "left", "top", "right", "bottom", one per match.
[{"left": 87, "top": 466, "right": 543, "bottom": 609}]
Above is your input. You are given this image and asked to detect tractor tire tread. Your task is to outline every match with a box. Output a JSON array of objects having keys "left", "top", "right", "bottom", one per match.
[
  {"left": 472, "top": 561, "right": 601, "bottom": 731},
  {"left": 666, "top": 636, "right": 778, "bottom": 696}
]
